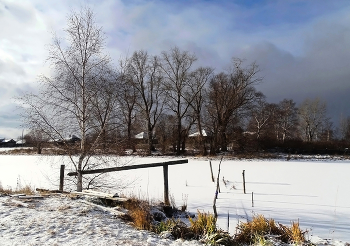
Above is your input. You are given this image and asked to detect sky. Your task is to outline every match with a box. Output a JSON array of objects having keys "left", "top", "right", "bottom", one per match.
[{"left": 1, "top": 0, "right": 350, "bottom": 139}]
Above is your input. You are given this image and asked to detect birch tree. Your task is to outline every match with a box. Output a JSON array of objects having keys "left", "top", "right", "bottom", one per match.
[{"left": 21, "top": 8, "right": 120, "bottom": 191}]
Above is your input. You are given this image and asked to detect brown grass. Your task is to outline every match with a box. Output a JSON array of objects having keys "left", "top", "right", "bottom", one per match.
[
  {"left": 121, "top": 197, "right": 153, "bottom": 230},
  {"left": 0, "top": 148, "right": 37, "bottom": 155},
  {"left": 18, "top": 185, "right": 35, "bottom": 195},
  {"left": 234, "top": 215, "right": 306, "bottom": 244},
  {"left": 189, "top": 210, "right": 217, "bottom": 237},
  {"left": 0, "top": 181, "right": 35, "bottom": 195},
  {"left": 118, "top": 196, "right": 306, "bottom": 245},
  {"left": 0, "top": 184, "right": 12, "bottom": 195}
]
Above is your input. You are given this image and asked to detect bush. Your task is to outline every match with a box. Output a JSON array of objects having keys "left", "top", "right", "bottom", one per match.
[
  {"left": 121, "top": 197, "right": 153, "bottom": 230},
  {"left": 189, "top": 210, "right": 217, "bottom": 238},
  {"left": 120, "top": 197, "right": 306, "bottom": 246},
  {"left": 234, "top": 215, "right": 306, "bottom": 244}
]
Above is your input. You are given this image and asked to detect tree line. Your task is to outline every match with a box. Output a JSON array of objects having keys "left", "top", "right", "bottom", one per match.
[{"left": 20, "top": 8, "right": 350, "bottom": 190}]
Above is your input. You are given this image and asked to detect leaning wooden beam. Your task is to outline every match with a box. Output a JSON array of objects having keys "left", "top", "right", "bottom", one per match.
[
  {"left": 70, "top": 191, "right": 128, "bottom": 202},
  {"left": 67, "top": 159, "right": 188, "bottom": 176}
]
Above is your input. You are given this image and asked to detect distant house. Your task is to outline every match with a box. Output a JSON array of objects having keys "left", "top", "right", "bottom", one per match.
[
  {"left": 134, "top": 131, "right": 158, "bottom": 146},
  {"left": 16, "top": 139, "right": 26, "bottom": 146},
  {"left": 51, "top": 134, "right": 81, "bottom": 145},
  {"left": 134, "top": 132, "right": 148, "bottom": 139},
  {"left": 188, "top": 129, "right": 208, "bottom": 137},
  {"left": 0, "top": 139, "right": 16, "bottom": 147},
  {"left": 134, "top": 132, "right": 157, "bottom": 140},
  {"left": 65, "top": 135, "right": 81, "bottom": 143}
]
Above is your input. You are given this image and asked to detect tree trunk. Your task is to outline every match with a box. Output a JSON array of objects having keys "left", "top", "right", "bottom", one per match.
[
  {"left": 147, "top": 124, "right": 153, "bottom": 156},
  {"left": 37, "top": 143, "right": 42, "bottom": 154},
  {"left": 176, "top": 121, "right": 181, "bottom": 155},
  {"left": 197, "top": 118, "right": 207, "bottom": 156},
  {"left": 220, "top": 127, "right": 228, "bottom": 152},
  {"left": 77, "top": 159, "right": 83, "bottom": 192}
]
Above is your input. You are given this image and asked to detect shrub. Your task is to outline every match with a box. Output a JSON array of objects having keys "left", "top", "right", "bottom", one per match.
[
  {"left": 130, "top": 206, "right": 152, "bottom": 230},
  {"left": 234, "top": 215, "right": 306, "bottom": 244},
  {"left": 122, "top": 197, "right": 153, "bottom": 230},
  {"left": 153, "top": 219, "right": 193, "bottom": 239},
  {"left": 189, "top": 210, "right": 217, "bottom": 239}
]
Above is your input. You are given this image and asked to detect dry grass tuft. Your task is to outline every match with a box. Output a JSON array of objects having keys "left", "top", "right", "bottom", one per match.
[
  {"left": 0, "top": 182, "right": 12, "bottom": 195},
  {"left": 122, "top": 197, "right": 153, "bottom": 230},
  {"left": 234, "top": 215, "right": 306, "bottom": 244},
  {"left": 16, "top": 185, "right": 35, "bottom": 195},
  {"left": 189, "top": 210, "right": 217, "bottom": 238},
  {"left": 119, "top": 196, "right": 305, "bottom": 246},
  {"left": 130, "top": 206, "right": 152, "bottom": 230},
  {"left": 0, "top": 181, "right": 35, "bottom": 195}
]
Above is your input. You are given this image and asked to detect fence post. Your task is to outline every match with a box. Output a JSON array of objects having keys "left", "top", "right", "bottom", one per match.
[
  {"left": 227, "top": 211, "right": 230, "bottom": 232},
  {"left": 209, "top": 161, "right": 215, "bottom": 182},
  {"left": 242, "top": 170, "right": 246, "bottom": 194},
  {"left": 252, "top": 192, "right": 254, "bottom": 207},
  {"left": 163, "top": 165, "right": 170, "bottom": 205},
  {"left": 59, "top": 165, "right": 65, "bottom": 192}
]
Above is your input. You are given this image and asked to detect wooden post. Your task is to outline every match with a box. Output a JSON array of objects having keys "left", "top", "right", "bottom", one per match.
[
  {"left": 213, "top": 157, "right": 223, "bottom": 218},
  {"left": 227, "top": 211, "right": 230, "bottom": 232},
  {"left": 252, "top": 192, "right": 254, "bottom": 207},
  {"left": 242, "top": 170, "right": 246, "bottom": 194},
  {"left": 163, "top": 165, "right": 170, "bottom": 205},
  {"left": 59, "top": 165, "right": 65, "bottom": 192},
  {"left": 209, "top": 161, "right": 214, "bottom": 182}
]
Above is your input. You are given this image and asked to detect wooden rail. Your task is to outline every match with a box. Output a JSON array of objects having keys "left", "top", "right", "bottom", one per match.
[
  {"left": 67, "top": 159, "right": 189, "bottom": 205},
  {"left": 67, "top": 159, "right": 188, "bottom": 176}
]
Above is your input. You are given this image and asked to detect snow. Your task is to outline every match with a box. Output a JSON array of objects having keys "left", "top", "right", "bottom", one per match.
[
  {"left": 0, "top": 195, "right": 203, "bottom": 246},
  {"left": 0, "top": 153, "right": 349, "bottom": 245}
]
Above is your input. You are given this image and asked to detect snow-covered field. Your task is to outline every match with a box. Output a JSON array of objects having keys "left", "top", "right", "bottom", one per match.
[
  {"left": 0, "top": 152, "right": 349, "bottom": 245},
  {"left": 0, "top": 194, "right": 203, "bottom": 246}
]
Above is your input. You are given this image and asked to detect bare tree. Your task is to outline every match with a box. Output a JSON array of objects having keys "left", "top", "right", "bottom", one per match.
[
  {"left": 20, "top": 8, "right": 121, "bottom": 191},
  {"left": 298, "top": 97, "right": 328, "bottom": 142},
  {"left": 339, "top": 115, "right": 350, "bottom": 141},
  {"left": 160, "top": 47, "right": 197, "bottom": 155},
  {"left": 207, "top": 59, "right": 261, "bottom": 153},
  {"left": 187, "top": 67, "right": 214, "bottom": 155},
  {"left": 24, "top": 129, "right": 47, "bottom": 154},
  {"left": 248, "top": 93, "right": 273, "bottom": 140},
  {"left": 276, "top": 99, "right": 298, "bottom": 142},
  {"left": 116, "top": 59, "right": 138, "bottom": 151},
  {"left": 127, "top": 50, "right": 165, "bottom": 155},
  {"left": 155, "top": 113, "right": 177, "bottom": 153}
]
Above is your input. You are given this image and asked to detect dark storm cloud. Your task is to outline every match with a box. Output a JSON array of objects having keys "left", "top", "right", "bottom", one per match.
[{"left": 237, "top": 16, "right": 350, "bottom": 123}]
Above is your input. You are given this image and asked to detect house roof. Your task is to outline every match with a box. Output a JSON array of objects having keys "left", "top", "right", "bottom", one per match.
[
  {"left": 189, "top": 129, "right": 208, "bottom": 137},
  {"left": 16, "top": 139, "right": 26, "bottom": 144},
  {"left": 2, "top": 139, "right": 16, "bottom": 143},
  {"left": 134, "top": 132, "right": 147, "bottom": 139}
]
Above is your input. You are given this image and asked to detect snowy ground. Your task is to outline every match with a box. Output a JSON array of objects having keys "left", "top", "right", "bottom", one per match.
[
  {"left": 0, "top": 151, "right": 349, "bottom": 245},
  {"left": 0, "top": 194, "right": 203, "bottom": 246}
]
